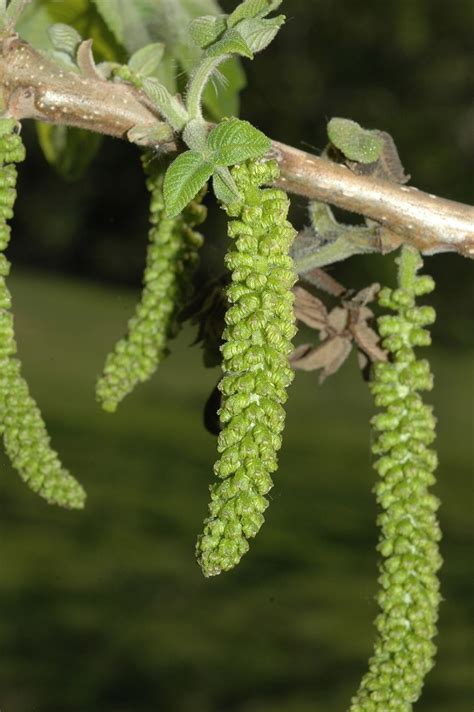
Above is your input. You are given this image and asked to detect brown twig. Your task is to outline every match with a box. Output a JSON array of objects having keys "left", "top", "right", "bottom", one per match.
[{"left": 1, "top": 35, "right": 473, "bottom": 259}]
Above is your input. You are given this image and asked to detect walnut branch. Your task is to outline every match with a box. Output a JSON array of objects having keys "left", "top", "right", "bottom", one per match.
[{"left": 1, "top": 35, "right": 473, "bottom": 259}]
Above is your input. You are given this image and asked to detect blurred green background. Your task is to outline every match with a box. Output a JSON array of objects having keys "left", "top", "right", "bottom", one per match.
[{"left": 1, "top": 1, "right": 473, "bottom": 711}]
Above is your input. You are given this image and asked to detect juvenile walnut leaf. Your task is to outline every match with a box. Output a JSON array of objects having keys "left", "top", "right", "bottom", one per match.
[
  {"left": 235, "top": 16, "right": 285, "bottom": 53},
  {"left": 128, "top": 42, "right": 165, "bottom": 76},
  {"left": 327, "top": 117, "right": 384, "bottom": 164},
  {"left": 206, "top": 28, "right": 253, "bottom": 59},
  {"left": 189, "top": 14, "right": 226, "bottom": 48},
  {"left": 208, "top": 117, "right": 270, "bottom": 165},
  {"left": 48, "top": 22, "right": 82, "bottom": 56},
  {"left": 228, "top": 0, "right": 282, "bottom": 27},
  {"left": 164, "top": 151, "right": 213, "bottom": 218},
  {"left": 91, "top": 0, "right": 151, "bottom": 53},
  {"left": 213, "top": 167, "right": 241, "bottom": 204}
]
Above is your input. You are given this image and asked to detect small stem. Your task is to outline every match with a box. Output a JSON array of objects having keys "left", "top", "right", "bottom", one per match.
[{"left": 186, "top": 54, "right": 229, "bottom": 120}]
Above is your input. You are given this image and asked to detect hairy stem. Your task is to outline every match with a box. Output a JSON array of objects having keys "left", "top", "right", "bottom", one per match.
[{"left": 185, "top": 54, "right": 230, "bottom": 120}]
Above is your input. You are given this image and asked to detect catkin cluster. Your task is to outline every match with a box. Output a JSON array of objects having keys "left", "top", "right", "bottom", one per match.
[
  {"left": 96, "top": 156, "right": 206, "bottom": 412},
  {"left": 350, "top": 246, "right": 441, "bottom": 711},
  {"left": 196, "top": 159, "right": 297, "bottom": 577},
  {"left": 0, "top": 119, "right": 85, "bottom": 509}
]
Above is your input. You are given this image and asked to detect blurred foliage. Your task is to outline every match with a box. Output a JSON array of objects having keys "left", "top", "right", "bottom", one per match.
[{"left": 0, "top": 270, "right": 471, "bottom": 711}]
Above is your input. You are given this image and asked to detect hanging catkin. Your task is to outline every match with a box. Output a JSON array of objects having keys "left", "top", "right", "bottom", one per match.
[
  {"left": 96, "top": 155, "right": 207, "bottom": 412},
  {"left": 350, "top": 245, "right": 441, "bottom": 711},
  {"left": 0, "top": 119, "right": 85, "bottom": 509},
  {"left": 196, "top": 159, "right": 297, "bottom": 577}
]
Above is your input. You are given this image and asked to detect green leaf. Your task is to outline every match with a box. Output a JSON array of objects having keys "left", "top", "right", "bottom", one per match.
[
  {"left": 189, "top": 14, "right": 226, "bottom": 48},
  {"left": 48, "top": 22, "right": 82, "bottom": 57},
  {"left": 164, "top": 151, "right": 214, "bottom": 218},
  {"left": 5, "top": 0, "right": 30, "bottom": 25},
  {"left": 91, "top": 0, "right": 151, "bottom": 54},
  {"left": 228, "top": 0, "right": 282, "bottom": 27},
  {"left": 213, "top": 167, "right": 241, "bottom": 204},
  {"left": 127, "top": 122, "right": 174, "bottom": 146},
  {"left": 36, "top": 123, "right": 102, "bottom": 181},
  {"left": 17, "top": 0, "right": 124, "bottom": 62},
  {"left": 327, "top": 117, "right": 384, "bottom": 164},
  {"left": 128, "top": 42, "right": 165, "bottom": 75},
  {"left": 206, "top": 28, "right": 253, "bottom": 59},
  {"left": 208, "top": 118, "right": 270, "bottom": 165},
  {"left": 127, "top": 0, "right": 246, "bottom": 118},
  {"left": 235, "top": 16, "right": 284, "bottom": 53},
  {"left": 141, "top": 77, "right": 188, "bottom": 130}
]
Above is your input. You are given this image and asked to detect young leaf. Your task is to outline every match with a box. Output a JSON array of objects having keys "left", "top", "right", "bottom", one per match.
[
  {"left": 164, "top": 151, "right": 213, "bottom": 218},
  {"left": 141, "top": 77, "right": 188, "bottom": 130},
  {"left": 48, "top": 22, "right": 82, "bottom": 57},
  {"left": 208, "top": 117, "right": 270, "bottom": 165},
  {"left": 128, "top": 42, "right": 165, "bottom": 76},
  {"left": 91, "top": 0, "right": 151, "bottom": 54},
  {"left": 127, "top": 122, "right": 174, "bottom": 147},
  {"left": 17, "top": 0, "right": 124, "bottom": 63},
  {"left": 327, "top": 117, "right": 384, "bottom": 164},
  {"left": 206, "top": 28, "right": 253, "bottom": 59},
  {"left": 189, "top": 14, "right": 227, "bottom": 48},
  {"left": 228, "top": 0, "right": 282, "bottom": 27},
  {"left": 213, "top": 167, "right": 241, "bottom": 204},
  {"left": 5, "top": 0, "right": 30, "bottom": 25},
  {"left": 235, "top": 16, "right": 285, "bottom": 53}
]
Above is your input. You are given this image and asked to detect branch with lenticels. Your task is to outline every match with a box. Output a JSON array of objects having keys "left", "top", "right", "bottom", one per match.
[{"left": 1, "top": 34, "right": 473, "bottom": 261}]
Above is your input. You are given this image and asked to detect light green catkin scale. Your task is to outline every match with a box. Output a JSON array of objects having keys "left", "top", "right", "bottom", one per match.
[
  {"left": 0, "top": 119, "right": 85, "bottom": 509},
  {"left": 96, "top": 155, "right": 207, "bottom": 412},
  {"left": 196, "top": 159, "right": 297, "bottom": 577},
  {"left": 350, "top": 246, "right": 441, "bottom": 711}
]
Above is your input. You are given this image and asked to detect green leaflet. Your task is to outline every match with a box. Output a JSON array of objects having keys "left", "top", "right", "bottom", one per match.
[
  {"left": 208, "top": 117, "right": 271, "bottom": 166},
  {"left": 196, "top": 159, "right": 297, "bottom": 577},
  {"left": 0, "top": 120, "right": 85, "bottom": 509},
  {"left": 18, "top": 0, "right": 121, "bottom": 178},
  {"left": 351, "top": 246, "right": 441, "bottom": 711},
  {"left": 163, "top": 150, "right": 214, "bottom": 218},
  {"left": 327, "top": 117, "right": 384, "bottom": 164},
  {"left": 128, "top": 42, "right": 166, "bottom": 76},
  {"left": 17, "top": 0, "right": 123, "bottom": 61},
  {"left": 91, "top": 0, "right": 246, "bottom": 119},
  {"left": 227, "top": 0, "right": 282, "bottom": 27},
  {"left": 96, "top": 155, "right": 207, "bottom": 413},
  {"left": 91, "top": 0, "right": 152, "bottom": 54}
]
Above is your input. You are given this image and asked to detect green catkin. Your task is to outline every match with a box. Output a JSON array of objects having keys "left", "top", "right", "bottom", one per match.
[
  {"left": 0, "top": 119, "right": 85, "bottom": 509},
  {"left": 196, "top": 159, "right": 297, "bottom": 577},
  {"left": 96, "top": 156, "right": 207, "bottom": 412},
  {"left": 350, "top": 246, "right": 441, "bottom": 712}
]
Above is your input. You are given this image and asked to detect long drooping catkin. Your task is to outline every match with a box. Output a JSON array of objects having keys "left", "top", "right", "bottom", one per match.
[
  {"left": 350, "top": 246, "right": 441, "bottom": 711},
  {"left": 96, "top": 156, "right": 207, "bottom": 412},
  {"left": 0, "top": 119, "right": 85, "bottom": 509},
  {"left": 196, "top": 159, "right": 297, "bottom": 577}
]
